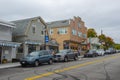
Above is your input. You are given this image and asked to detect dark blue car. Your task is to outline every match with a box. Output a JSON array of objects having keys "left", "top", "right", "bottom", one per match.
[{"left": 20, "top": 50, "right": 54, "bottom": 67}]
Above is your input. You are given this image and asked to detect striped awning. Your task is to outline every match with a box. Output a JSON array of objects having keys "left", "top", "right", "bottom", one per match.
[
  {"left": 24, "top": 41, "right": 42, "bottom": 45},
  {"left": 0, "top": 41, "right": 21, "bottom": 47}
]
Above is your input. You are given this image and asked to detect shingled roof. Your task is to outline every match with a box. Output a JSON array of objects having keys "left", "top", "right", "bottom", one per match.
[
  {"left": 0, "top": 20, "right": 15, "bottom": 28},
  {"left": 47, "top": 19, "right": 70, "bottom": 28},
  {"left": 12, "top": 16, "right": 46, "bottom": 36}
]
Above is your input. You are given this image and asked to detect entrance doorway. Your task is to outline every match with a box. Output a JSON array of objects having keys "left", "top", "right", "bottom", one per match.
[{"left": 0, "top": 47, "right": 2, "bottom": 64}]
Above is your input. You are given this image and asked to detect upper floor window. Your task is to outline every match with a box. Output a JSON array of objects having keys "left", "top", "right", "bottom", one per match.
[
  {"left": 82, "top": 34, "right": 87, "bottom": 38},
  {"left": 58, "top": 28, "right": 67, "bottom": 34},
  {"left": 72, "top": 29, "right": 77, "bottom": 35},
  {"left": 78, "top": 23, "right": 81, "bottom": 28},
  {"left": 50, "top": 29, "right": 53, "bottom": 35},
  {"left": 78, "top": 32, "right": 82, "bottom": 37},
  {"left": 32, "top": 23, "right": 36, "bottom": 34}
]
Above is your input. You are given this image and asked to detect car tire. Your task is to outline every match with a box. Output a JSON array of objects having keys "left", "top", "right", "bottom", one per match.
[
  {"left": 64, "top": 57, "right": 68, "bottom": 62},
  {"left": 74, "top": 56, "right": 78, "bottom": 61},
  {"left": 21, "top": 64, "right": 26, "bottom": 67},
  {"left": 34, "top": 61, "right": 39, "bottom": 67},
  {"left": 48, "top": 59, "right": 53, "bottom": 65}
]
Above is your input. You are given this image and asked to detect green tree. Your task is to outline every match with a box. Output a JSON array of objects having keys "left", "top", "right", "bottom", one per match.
[
  {"left": 105, "top": 37, "right": 115, "bottom": 49},
  {"left": 87, "top": 28, "right": 97, "bottom": 38},
  {"left": 114, "top": 44, "right": 120, "bottom": 50},
  {"left": 98, "top": 34, "right": 115, "bottom": 50},
  {"left": 98, "top": 34, "right": 106, "bottom": 42}
]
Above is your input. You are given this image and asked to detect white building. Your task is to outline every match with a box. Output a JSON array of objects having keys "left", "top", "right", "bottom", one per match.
[
  {"left": 0, "top": 20, "right": 20, "bottom": 64},
  {"left": 88, "top": 38, "right": 101, "bottom": 49}
]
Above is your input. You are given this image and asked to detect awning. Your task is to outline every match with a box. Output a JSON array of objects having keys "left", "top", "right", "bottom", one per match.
[
  {"left": 0, "top": 41, "right": 21, "bottom": 47},
  {"left": 46, "top": 40, "right": 59, "bottom": 46},
  {"left": 25, "top": 41, "right": 42, "bottom": 45}
]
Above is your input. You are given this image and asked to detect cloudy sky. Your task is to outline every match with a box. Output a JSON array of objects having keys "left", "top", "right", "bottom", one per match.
[{"left": 0, "top": 0, "right": 120, "bottom": 43}]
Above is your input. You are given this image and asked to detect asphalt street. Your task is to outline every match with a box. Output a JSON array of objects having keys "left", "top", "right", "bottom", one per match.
[{"left": 0, "top": 53, "right": 120, "bottom": 80}]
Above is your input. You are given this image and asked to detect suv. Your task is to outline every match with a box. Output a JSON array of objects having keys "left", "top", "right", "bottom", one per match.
[
  {"left": 54, "top": 49, "right": 78, "bottom": 62},
  {"left": 20, "top": 50, "right": 53, "bottom": 67}
]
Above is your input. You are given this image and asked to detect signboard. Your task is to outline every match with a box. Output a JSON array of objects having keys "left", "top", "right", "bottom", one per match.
[{"left": 45, "top": 36, "right": 49, "bottom": 43}]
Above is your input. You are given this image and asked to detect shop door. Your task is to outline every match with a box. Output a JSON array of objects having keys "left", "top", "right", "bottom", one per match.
[{"left": 0, "top": 47, "right": 2, "bottom": 63}]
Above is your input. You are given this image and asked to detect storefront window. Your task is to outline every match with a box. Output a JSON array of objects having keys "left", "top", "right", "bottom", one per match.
[{"left": 17, "top": 45, "right": 23, "bottom": 53}]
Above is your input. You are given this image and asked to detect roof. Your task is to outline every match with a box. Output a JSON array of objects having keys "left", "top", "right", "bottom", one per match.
[
  {"left": 47, "top": 19, "right": 70, "bottom": 28},
  {"left": 0, "top": 20, "right": 15, "bottom": 28},
  {"left": 11, "top": 16, "right": 46, "bottom": 36}
]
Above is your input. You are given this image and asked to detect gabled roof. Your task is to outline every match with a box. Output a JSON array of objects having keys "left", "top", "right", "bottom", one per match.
[
  {"left": 47, "top": 19, "right": 70, "bottom": 28},
  {"left": 0, "top": 20, "right": 15, "bottom": 28},
  {"left": 11, "top": 16, "right": 46, "bottom": 36}
]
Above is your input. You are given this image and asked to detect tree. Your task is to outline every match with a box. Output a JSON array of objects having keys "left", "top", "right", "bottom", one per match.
[
  {"left": 105, "top": 37, "right": 114, "bottom": 48},
  {"left": 87, "top": 28, "right": 97, "bottom": 38},
  {"left": 98, "top": 34, "right": 115, "bottom": 50},
  {"left": 114, "top": 44, "right": 120, "bottom": 50},
  {"left": 98, "top": 34, "right": 106, "bottom": 42}
]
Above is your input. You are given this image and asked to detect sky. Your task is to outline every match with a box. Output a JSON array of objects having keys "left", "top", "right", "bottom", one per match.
[{"left": 0, "top": 0, "right": 120, "bottom": 43}]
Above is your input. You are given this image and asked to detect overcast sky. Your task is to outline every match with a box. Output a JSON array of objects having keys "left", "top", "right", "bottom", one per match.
[{"left": 0, "top": 0, "right": 120, "bottom": 43}]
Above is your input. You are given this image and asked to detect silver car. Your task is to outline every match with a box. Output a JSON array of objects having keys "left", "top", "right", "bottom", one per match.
[{"left": 54, "top": 49, "right": 78, "bottom": 62}]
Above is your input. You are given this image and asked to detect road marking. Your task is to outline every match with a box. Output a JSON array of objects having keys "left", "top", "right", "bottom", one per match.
[{"left": 25, "top": 54, "right": 120, "bottom": 80}]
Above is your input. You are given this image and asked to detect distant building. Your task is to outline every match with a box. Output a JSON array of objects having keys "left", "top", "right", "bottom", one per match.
[
  {"left": 47, "top": 16, "right": 87, "bottom": 51},
  {"left": 12, "top": 16, "right": 58, "bottom": 59},
  {"left": 87, "top": 38, "right": 101, "bottom": 49},
  {"left": 0, "top": 20, "right": 20, "bottom": 64}
]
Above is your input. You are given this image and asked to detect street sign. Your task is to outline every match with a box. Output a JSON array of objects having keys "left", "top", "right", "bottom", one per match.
[{"left": 45, "top": 36, "right": 49, "bottom": 42}]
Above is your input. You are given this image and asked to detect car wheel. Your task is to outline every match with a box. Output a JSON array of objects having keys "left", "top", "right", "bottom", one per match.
[
  {"left": 74, "top": 56, "right": 78, "bottom": 61},
  {"left": 64, "top": 57, "right": 68, "bottom": 62},
  {"left": 21, "top": 64, "right": 26, "bottom": 67},
  {"left": 34, "top": 61, "right": 39, "bottom": 67},
  {"left": 48, "top": 59, "right": 53, "bottom": 64}
]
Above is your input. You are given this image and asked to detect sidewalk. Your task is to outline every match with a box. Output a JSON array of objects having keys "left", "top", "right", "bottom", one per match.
[{"left": 0, "top": 62, "right": 20, "bottom": 69}]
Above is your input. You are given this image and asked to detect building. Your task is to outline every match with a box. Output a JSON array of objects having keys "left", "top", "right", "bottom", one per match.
[
  {"left": 12, "top": 16, "right": 58, "bottom": 59},
  {"left": 88, "top": 38, "right": 101, "bottom": 49},
  {"left": 0, "top": 20, "right": 20, "bottom": 64},
  {"left": 47, "top": 16, "right": 87, "bottom": 51}
]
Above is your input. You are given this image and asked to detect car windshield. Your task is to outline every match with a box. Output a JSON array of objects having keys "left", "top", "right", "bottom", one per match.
[{"left": 28, "top": 51, "right": 40, "bottom": 56}]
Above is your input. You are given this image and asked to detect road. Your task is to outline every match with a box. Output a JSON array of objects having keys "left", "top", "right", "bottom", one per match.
[{"left": 0, "top": 53, "right": 120, "bottom": 80}]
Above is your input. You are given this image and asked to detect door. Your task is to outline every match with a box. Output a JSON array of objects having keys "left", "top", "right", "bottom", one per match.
[{"left": 0, "top": 47, "right": 2, "bottom": 64}]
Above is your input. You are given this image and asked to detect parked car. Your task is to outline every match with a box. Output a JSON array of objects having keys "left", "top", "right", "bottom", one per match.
[
  {"left": 105, "top": 48, "right": 116, "bottom": 54},
  {"left": 84, "top": 49, "right": 98, "bottom": 57},
  {"left": 54, "top": 49, "right": 78, "bottom": 62},
  {"left": 20, "top": 50, "right": 54, "bottom": 67},
  {"left": 105, "top": 49, "right": 111, "bottom": 54},
  {"left": 96, "top": 49, "right": 105, "bottom": 56}
]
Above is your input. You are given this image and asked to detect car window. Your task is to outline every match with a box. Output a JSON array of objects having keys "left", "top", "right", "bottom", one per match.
[
  {"left": 29, "top": 51, "right": 40, "bottom": 56},
  {"left": 43, "top": 51, "right": 49, "bottom": 55}
]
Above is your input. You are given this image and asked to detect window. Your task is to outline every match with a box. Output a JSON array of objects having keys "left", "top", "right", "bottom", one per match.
[
  {"left": 82, "top": 34, "right": 87, "bottom": 38},
  {"left": 50, "top": 29, "right": 53, "bottom": 35},
  {"left": 17, "top": 45, "right": 23, "bottom": 53},
  {"left": 78, "top": 32, "right": 82, "bottom": 37},
  {"left": 41, "top": 31, "right": 44, "bottom": 35},
  {"left": 78, "top": 23, "right": 81, "bottom": 28},
  {"left": 32, "top": 23, "right": 36, "bottom": 34},
  {"left": 58, "top": 28, "right": 67, "bottom": 34},
  {"left": 72, "top": 29, "right": 77, "bottom": 35}
]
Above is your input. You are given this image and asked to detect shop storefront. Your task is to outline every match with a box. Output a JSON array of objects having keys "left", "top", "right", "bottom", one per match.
[{"left": 0, "top": 41, "right": 20, "bottom": 64}]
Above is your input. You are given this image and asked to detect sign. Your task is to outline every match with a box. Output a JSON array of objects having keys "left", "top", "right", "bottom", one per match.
[{"left": 45, "top": 36, "right": 49, "bottom": 42}]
